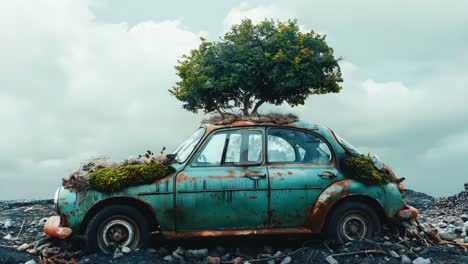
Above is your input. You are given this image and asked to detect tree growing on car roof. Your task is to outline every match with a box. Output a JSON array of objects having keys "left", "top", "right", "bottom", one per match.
[{"left": 170, "top": 19, "right": 343, "bottom": 116}]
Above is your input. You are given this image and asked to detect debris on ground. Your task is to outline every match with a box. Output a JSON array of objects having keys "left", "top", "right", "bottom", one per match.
[{"left": 1, "top": 190, "right": 468, "bottom": 263}]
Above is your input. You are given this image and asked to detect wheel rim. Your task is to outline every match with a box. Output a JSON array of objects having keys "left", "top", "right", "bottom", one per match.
[
  {"left": 98, "top": 216, "right": 140, "bottom": 254},
  {"left": 340, "top": 214, "right": 368, "bottom": 241}
]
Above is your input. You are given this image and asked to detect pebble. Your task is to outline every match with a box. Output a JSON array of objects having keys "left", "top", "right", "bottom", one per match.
[
  {"left": 464, "top": 236, "right": 468, "bottom": 243},
  {"left": 4, "top": 219, "right": 12, "bottom": 228},
  {"left": 389, "top": 250, "right": 400, "bottom": 258},
  {"left": 280, "top": 256, "right": 291, "bottom": 264},
  {"left": 439, "top": 231, "right": 454, "bottom": 241},
  {"left": 461, "top": 214, "right": 468, "bottom": 222},
  {"left": 412, "top": 257, "right": 431, "bottom": 264},
  {"left": 38, "top": 218, "right": 48, "bottom": 226},
  {"left": 173, "top": 246, "right": 185, "bottom": 256},
  {"left": 401, "top": 255, "right": 412, "bottom": 264},
  {"left": 185, "top": 248, "right": 208, "bottom": 259},
  {"left": 24, "top": 260, "right": 36, "bottom": 264},
  {"left": 17, "top": 243, "right": 30, "bottom": 251},
  {"left": 163, "top": 255, "right": 173, "bottom": 261},
  {"left": 121, "top": 246, "right": 131, "bottom": 254},
  {"left": 146, "top": 248, "right": 157, "bottom": 254},
  {"left": 325, "top": 255, "right": 339, "bottom": 264},
  {"left": 3, "top": 234, "right": 14, "bottom": 240}
]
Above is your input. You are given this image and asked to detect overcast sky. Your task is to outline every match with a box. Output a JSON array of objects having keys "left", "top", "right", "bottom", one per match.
[{"left": 1, "top": 0, "right": 467, "bottom": 200}]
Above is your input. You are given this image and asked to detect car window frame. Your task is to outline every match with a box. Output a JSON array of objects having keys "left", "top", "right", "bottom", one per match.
[
  {"left": 189, "top": 127, "right": 265, "bottom": 168},
  {"left": 266, "top": 126, "right": 335, "bottom": 166}
]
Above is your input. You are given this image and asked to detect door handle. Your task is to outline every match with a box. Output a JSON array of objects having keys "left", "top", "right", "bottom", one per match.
[
  {"left": 244, "top": 174, "right": 266, "bottom": 180},
  {"left": 318, "top": 171, "right": 336, "bottom": 179}
]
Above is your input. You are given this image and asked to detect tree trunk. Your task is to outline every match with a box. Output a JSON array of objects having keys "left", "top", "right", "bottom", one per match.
[
  {"left": 250, "top": 99, "right": 265, "bottom": 116},
  {"left": 242, "top": 95, "right": 251, "bottom": 116}
]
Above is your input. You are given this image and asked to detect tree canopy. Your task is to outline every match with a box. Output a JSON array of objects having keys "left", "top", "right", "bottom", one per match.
[{"left": 170, "top": 19, "right": 343, "bottom": 116}]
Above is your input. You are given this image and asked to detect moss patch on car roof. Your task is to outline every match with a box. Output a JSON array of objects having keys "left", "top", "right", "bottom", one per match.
[{"left": 202, "top": 112, "right": 299, "bottom": 126}]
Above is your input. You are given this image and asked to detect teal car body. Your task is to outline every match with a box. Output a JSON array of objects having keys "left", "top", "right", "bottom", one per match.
[{"left": 48, "top": 120, "right": 414, "bottom": 240}]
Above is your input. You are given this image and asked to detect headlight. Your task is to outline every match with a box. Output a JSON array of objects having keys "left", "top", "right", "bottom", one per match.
[{"left": 53, "top": 187, "right": 62, "bottom": 213}]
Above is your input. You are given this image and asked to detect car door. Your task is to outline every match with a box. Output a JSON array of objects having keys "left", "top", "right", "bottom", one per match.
[
  {"left": 175, "top": 127, "right": 269, "bottom": 230},
  {"left": 266, "top": 127, "right": 341, "bottom": 228}
]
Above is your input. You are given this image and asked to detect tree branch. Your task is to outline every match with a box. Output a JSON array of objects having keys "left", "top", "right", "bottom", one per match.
[{"left": 250, "top": 99, "right": 266, "bottom": 116}]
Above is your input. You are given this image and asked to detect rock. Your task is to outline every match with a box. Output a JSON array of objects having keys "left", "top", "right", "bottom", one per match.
[
  {"left": 464, "top": 236, "right": 468, "bottom": 243},
  {"left": 185, "top": 248, "right": 208, "bottom": 259},
  {"left": 412, "top": 257, "right": 431, "bottom": 264},
  {"left": 233, "top": 257, "right": 242, "bottom": 264},
  {"left": 17, "top": 243, "right": 30, "bottom": 251},
  {"left": 3, "top": 234, "right": 14, "bottom": 240},
  {"left": 461, "top": 214, "right": 468, "bottom": 222},
  {"left": 438, "top": 222, "right": 447, "bottom": 228},
  {"left": 173, "top": 246, "right": 186, "bottom": 256},
  {"left": 38, "top": 218, "right": 48, "bottom": 226},
  {"left": 221, "top": 253, "right": 231, "bottom": 261},
  {"left": 113, "top": 248, "right": 122, "bottom": 259},
  {"left": 439, "top": 231, "right": 454, "bottom": 241},
  {"left": 280, "top": 256, "right": 291, "bottom": 264},
  {"left": 4, "top": 219, "right": 12, "bottom": 228},
  {"left": 158, "top": 247, "right": 169, "bottom": 256},
  {"left": 163, "top": 255, "right": 173, "bottom": 261},
  {"left": 454, "top": 220, "right": 463, "bottom": 227},
  {"left": 401, "top": 255, "right": 412, "bottom": 264},
  {"left": 146, "top": 248, "right": 157, "bottom": 254},
  {"left": 26, "top": 248, "right": 37, "bottom": 255},
  {"left": 454, "top": 227, "right": 464, "bottom": 234},
  {"left": 389, "top": 250, "right": 400, "bottom": 258},
  {"left": 121, "top": 246, "right": 131, "bottom": 254},
  {"left": 325, "top": 255, "right": 339, "bottom": 264},
  {"left": 272, "top": 251, "right": 282, "bottom": 257},
  {"left": 36, "top": 243, "right": 51, "bottom": 251},
  {"left": 24, "top": 260, "right": 36, "bottom": 264},
  {"left": 206, "top": 256, "right": 221, "bottom": 264}
]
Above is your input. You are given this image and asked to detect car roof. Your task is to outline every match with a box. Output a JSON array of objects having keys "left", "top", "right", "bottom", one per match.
[{"left": 203, "top": 119, "right": 330, "bottom": 135}]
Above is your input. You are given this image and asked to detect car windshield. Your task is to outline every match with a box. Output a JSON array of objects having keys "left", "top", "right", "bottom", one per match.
[
  {"left": 171, "top": 127, "right": 206, "bottom": 163},
  {"left": 334, "top": 133, "right": 362, "bottom": 156}
]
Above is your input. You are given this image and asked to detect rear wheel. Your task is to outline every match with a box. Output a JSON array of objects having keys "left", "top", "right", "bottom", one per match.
[
  {"left": 85, "top": 205, "right": 150, "bottom": 254},
  {"left": 326, "top": 201, "right": 381, "bottom": 243}
]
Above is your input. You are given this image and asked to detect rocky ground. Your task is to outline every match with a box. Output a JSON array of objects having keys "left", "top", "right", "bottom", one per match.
[{"left": 0, "top": 190, "right": 467, "bottom": 264}]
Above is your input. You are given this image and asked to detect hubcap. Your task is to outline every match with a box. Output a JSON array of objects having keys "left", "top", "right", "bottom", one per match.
[
  {"left": 99, "top": 218, "right": 138, "bottom": 253},
  {"left": 340, "top": 214, "right": 368, "bottom": 241}
]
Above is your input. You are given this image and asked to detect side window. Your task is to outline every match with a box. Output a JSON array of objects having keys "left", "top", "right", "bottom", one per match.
[
  {"left": 193, "top": 129, "right": 263, "bottom": 166},
  {"left": 267, "top": 128, "right": 332, "bottom": 164}
]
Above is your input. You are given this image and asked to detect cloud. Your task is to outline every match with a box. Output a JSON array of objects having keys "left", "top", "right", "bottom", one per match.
[
  {"left": 0, "top": 0, "right": 204, "bottom": 199},
  {"left": 223, "top": 2, "right": 296, "bottom": 30}
]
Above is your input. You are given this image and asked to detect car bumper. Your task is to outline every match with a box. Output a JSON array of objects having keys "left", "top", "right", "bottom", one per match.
[
  {"left": 43, "top": 216, "right": 72, "bottom": 239},
  {"left": 397, "top": 204, "right": 419, "bottom": 220}
]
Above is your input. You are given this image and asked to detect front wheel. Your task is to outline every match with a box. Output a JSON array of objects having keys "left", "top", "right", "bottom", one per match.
[
  {"left": 326, "top": 201, "right": 381, "bottom": 243},
  {"left": 85, "top": 205, "right": 150, "bottom": 254}
]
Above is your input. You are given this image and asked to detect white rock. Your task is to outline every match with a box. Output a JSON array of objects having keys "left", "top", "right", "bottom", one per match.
[
  {"left": 38, "top": 218, "right": 48, "bottom": 226},
  {"left": 438, "top": 222, "right": 447, "bottom": 228},
  {"left": 412, "top": 257, "right": 431, "bottom": 264},
  {"left": 121, "top": 246, "right": 131, "bottom": 254},
  {"left": 389, "top": 250, "right": 399, "bottom": 258},
  {"left": 163, "top": 255, "right": 173, "bottom": 261},
  {"left": 461, "top": 214, "right": 468, "bottom": 222},
  {"left": 17, "top": 243, "right": 30, "bottom": 251},
  {"left": 24, "top": 260, "right": 36, "bottom": 264},
  {"left": 401, "top": 255, "right": 412, "bottom": 264},
  {"left": 325, "top": 255, "right": 339, "bottom": 264},
  {"left": 113, "top": 252, "right": 124, "bottom": 259},
  {"left": 3, "top": 234, "right": 14, "bottom": 240},
  {"left": 280, "top": 256, "right": 291, "bottom": 264},
  {"left": 4, "top": 219, "right": 12, "bottom": 228},
  {"left": 464, "top": 236, "right": 468, "bottom": 243}
]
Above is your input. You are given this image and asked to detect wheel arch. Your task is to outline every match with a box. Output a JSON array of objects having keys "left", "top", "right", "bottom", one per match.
[
  {"left": 306, "top": 179, "right": 389, "bottom": 233},
  {"left": 79, "top": 196, "right": 159, "bottom": 234}
]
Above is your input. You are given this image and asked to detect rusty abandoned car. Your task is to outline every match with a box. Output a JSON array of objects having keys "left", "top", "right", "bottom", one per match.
[{"left": 44, "top": 119, "right": 418, "bottom": 253}]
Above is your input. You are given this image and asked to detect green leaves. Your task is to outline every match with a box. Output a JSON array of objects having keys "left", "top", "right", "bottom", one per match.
[{"left": 170, "top": 19, "right": 343, "bottom": 116}]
